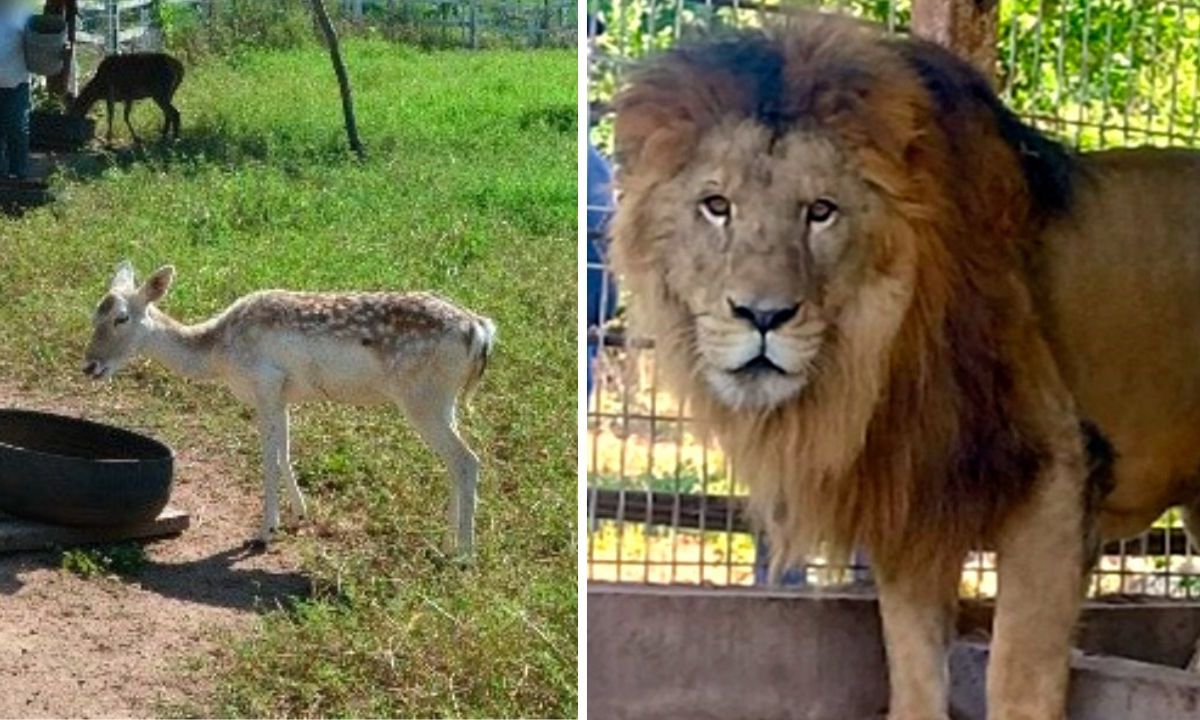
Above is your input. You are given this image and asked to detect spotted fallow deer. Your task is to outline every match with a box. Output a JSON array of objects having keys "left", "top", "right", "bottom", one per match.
[{"left": 83, "top": 262, "right": 494, "bottom": 557}]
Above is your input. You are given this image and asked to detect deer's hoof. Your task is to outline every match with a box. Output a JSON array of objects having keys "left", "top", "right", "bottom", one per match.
[
  {"left": 243, "top": 537, "right": 269, "bottom": 554},
  {"left": 254, "top": 523, "right": 278, "bottom": 546}
]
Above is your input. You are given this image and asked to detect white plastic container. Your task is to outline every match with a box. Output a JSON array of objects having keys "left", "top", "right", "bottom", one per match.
[{"left": 23, "top": 15, "right": 66, "bottom": 77}]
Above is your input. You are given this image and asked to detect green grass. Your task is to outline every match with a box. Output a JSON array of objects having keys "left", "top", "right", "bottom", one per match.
[
  {"left": 0, "top": 41, "right": 576, "bottom": 717},
  {"left": 60, "top": 543, "right": 149, "bottom": 579}
]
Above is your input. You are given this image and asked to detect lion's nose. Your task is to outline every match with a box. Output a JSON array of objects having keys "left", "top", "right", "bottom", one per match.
[{"left": 727, "top": 300, "right": 800, "bottom": 333}]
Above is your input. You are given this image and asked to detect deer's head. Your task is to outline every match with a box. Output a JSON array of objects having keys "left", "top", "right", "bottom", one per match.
[{"left": 83, "top": 261, "right": 174, "bottom": 380}]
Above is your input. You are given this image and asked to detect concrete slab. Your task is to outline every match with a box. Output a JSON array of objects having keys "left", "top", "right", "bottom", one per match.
[{"left": 0, "top": 506, "right": 189, "bottom": 552}]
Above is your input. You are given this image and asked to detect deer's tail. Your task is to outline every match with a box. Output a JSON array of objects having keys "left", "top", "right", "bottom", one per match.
[{"left": 460, "top": 315, "right": 496, "bottom": 405}]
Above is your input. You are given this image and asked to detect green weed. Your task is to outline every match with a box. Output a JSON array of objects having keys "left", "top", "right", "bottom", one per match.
[{"left": 61, "top": 543, "right": 148, "bottom": 579}]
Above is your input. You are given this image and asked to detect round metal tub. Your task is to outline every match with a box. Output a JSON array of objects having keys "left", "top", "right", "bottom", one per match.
[{"left": 0, "top": 409, "right": 173, "bottom": 526}]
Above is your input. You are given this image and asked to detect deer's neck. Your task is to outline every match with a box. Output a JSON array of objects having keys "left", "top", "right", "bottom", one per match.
[{"left": 143, "top": 306, "right": 220, "bottom": 381}]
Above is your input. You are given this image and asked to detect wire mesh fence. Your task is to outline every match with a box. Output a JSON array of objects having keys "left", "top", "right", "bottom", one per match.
[
  {"left": 585, "top": 0, "right": 1200, "bottom": 599},
  {"left": 72, "top": 0, "right": 576, "bottom": 55},
  {"left": 337, "top": 0, "right": 577, "bottom": 47}
]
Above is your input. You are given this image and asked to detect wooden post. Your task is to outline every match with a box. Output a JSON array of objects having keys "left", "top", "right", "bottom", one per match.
[
  {"left": 911, "top": 0, "right": 999, "bottom": 83},
  {"left": 308, "top": 0, "right": 366, "bottom": 159},
  {"left": 468, "top": 0, "right": 477, "bottom": 49}
]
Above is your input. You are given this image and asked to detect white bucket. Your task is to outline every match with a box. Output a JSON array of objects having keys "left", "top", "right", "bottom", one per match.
[{"left": 24, "top": 15, "right": 67, "bottom": 77}]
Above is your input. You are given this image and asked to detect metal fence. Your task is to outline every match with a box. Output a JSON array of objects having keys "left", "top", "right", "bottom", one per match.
[
  {"left": 586, "top": 0, "right": 1200, "bottom": 599},
  {"left": 338, "top": 0, "right": 576, "bottom": 46},
  {"left": 71, "top": 0, "right": 575, "bottom": 54},
  {"left": 75, "top": 0, "right": 195, "bottom": 53}
]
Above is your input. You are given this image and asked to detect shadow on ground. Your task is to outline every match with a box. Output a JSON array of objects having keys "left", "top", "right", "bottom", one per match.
[
  {"left": 53, "top": 121, "right": 359, "bottom": 181},
  {"left": 0, "top": 541, "right": 310, "bottom": 611}
]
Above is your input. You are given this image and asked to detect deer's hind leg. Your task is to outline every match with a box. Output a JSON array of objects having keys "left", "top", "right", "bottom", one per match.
[
  {"left": 153, "top": 95, "right": 181, "bottom": 140},
  {"left": 123, "top": 101, "right": 140, "bottom": 144},
  {"left": 104, "top": 97, "right": 114, "bottom": 143},
  {"left": 393, "top": 381, "right": 480, "bottom": 561}
]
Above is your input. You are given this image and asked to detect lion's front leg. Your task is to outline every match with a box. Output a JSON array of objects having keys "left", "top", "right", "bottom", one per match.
[
  {"left": 987, "top": 451, "right": 1087, "bottom": 720},
  {"left": 877, "top": 554, "right": 963, "bottom": 720}
]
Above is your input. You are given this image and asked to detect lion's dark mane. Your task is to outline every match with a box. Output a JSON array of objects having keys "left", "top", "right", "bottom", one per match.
[{"left": 611, "top": 20, "right": 1092, "bottom": 572}]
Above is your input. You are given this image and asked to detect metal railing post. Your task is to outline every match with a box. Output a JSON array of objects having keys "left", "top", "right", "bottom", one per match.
[
  {"left": 106, "top": 0, "right": 119, "bottom": 53},
  {"left": 468, "top": 0, "right": 477, "bottom": 49}
]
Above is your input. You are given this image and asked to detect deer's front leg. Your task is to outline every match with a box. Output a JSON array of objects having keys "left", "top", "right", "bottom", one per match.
[
  {"left": 254, "top": 392, "right": 287, "bottom": 544},
  {"left": 877, "top": 553, "right": 963, "bottom": 720},
  {"left": 987, "top": 448, "right": 1087, "bottom": 720}
]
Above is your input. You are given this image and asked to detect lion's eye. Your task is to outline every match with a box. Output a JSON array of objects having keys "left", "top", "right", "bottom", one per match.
[
  {"left": 114, "top": 315, "right": 130, "bottom": 326},
  {"left": 699, "top": 195, "right": 732, "bottom": 226},
  {"left": 806, "top": 199, "right": 838, "bottom": 226}
]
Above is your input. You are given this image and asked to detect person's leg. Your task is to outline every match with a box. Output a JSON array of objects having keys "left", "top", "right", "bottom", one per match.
[{"left": 10, "top": 83, "right": 30, "bottom": 180}]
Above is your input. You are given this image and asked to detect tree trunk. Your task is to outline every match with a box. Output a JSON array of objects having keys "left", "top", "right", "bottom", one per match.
[
  {"left": 911, "top": 0, "right": 999, "bottom": 83},
  {"left": 308, "top": 0, "right": 365, "bottom": 159}
]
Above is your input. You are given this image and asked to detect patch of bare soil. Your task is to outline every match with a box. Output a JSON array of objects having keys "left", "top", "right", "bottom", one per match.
[{"left": 0, "top": 382, "right": 309, "bottom": 718}]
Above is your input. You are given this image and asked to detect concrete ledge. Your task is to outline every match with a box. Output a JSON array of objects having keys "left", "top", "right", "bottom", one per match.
[
  {"left": 951, "top": 643, "right": 1200, "bottom": 720},
  {"left": 589, "top": 584, "right": 1200, "bottom": 720},
  {"left": 588, "top": 584, "right": 888, "bottom": 720},
  {"left": 961, "top": 599, "right": 1200, "bottom": 668}
]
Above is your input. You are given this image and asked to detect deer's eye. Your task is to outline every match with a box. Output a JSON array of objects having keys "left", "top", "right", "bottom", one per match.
[
  {"left": 699, "top": 194, "right": 732, "bottom": 226},
  {"left": 114, "top": 315, "right": 130, "bottom": 326}
]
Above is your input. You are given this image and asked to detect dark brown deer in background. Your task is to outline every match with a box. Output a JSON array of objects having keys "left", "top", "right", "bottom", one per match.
[{"left": 70, "top": 53, "right": 185, "bottom": 143}]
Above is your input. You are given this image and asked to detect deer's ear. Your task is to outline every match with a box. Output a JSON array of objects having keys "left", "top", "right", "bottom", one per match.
[
  {"left": 140, "top": 265, "right": 175, "bottom": 303},
  {"left": 110, "top": 260, "right": 135, "bottom": 291}
]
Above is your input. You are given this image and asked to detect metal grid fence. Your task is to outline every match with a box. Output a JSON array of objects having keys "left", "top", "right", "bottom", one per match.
[
  {"left": 586, "top": 0, "right": 1200, "bottom": 599},
  {"left": 72, "top": 0, "right": 575, "bottom": 54},
  {"left": 337, "top": 0, "right": 577, "bottom": 47}
]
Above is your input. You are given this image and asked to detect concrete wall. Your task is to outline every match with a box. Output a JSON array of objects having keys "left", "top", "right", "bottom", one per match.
[
  {"left": 588, "top": 585, "right": 888, "bottom": 720},
  {"left": 588, "top": 584, "right": 1200, "bottom": 720}
]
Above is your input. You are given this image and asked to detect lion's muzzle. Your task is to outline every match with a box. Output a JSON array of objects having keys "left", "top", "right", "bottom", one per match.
[{"left": 694, "top": 298, "right": 827, "bottom": 409}]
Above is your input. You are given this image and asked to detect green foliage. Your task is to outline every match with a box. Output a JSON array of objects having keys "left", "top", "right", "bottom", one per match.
[
  {"left": 159, "top": 0, "right": 573, "bottom": 56},
  {"left": 2, "top": 42, "right": 575, "bottom": 717},
  {"left": 590, "top": 462, "right": 733, "bottom": 495},
  {"left": 998, "top": 0, "right": 1200, "bottom": 148},
  {"left": 591, "top": 0, "right": 1200, "bottom": 150},
  {"left": 61, "top": 543, "right": 148, "bottom": 579},
  {"left": 161, "top": 0, "right": 316, "bottom": 60}
]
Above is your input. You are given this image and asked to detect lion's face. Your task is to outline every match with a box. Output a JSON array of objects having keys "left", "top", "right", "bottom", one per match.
[{"left": 646, "top": 120, "right": 880, "bottom": 410}]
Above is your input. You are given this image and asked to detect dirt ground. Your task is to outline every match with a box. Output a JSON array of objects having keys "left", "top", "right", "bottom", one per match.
[{"left": 0, "top": 382, "right": 310, "bottom": 718}]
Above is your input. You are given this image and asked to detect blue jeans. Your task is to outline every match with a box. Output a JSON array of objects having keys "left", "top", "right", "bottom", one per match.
[{"left": 0, "top": 83, "right": 30, "bottom": 179}]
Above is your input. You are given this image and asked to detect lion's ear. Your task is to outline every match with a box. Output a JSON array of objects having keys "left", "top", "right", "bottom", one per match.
[
  {"left": 614, "top": 56, "right": 746, "bottom": 179},
  {"left": 612, "top": 75, "right": 700, "bottom": 180},
  {"left": 613, "top": 113, "right": 697, "bottom": 181}
]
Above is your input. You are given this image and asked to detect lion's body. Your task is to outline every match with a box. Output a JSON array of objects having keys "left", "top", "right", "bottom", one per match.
[
  {"left": 608, "top": 18, "right": 1194, "bottom": 720},
  {"left": 1034, "top": 149, "right": 1200, "bottom": 541}
]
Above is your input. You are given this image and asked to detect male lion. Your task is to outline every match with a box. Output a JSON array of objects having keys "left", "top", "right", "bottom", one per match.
[{"left": 611, "top": 18, "right": 1200, "bottom": 720}]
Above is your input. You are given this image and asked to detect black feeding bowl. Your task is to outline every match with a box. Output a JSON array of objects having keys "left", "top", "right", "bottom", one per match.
[{"left": 0, "top": 409, "right": 173, "bottom": 526}]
